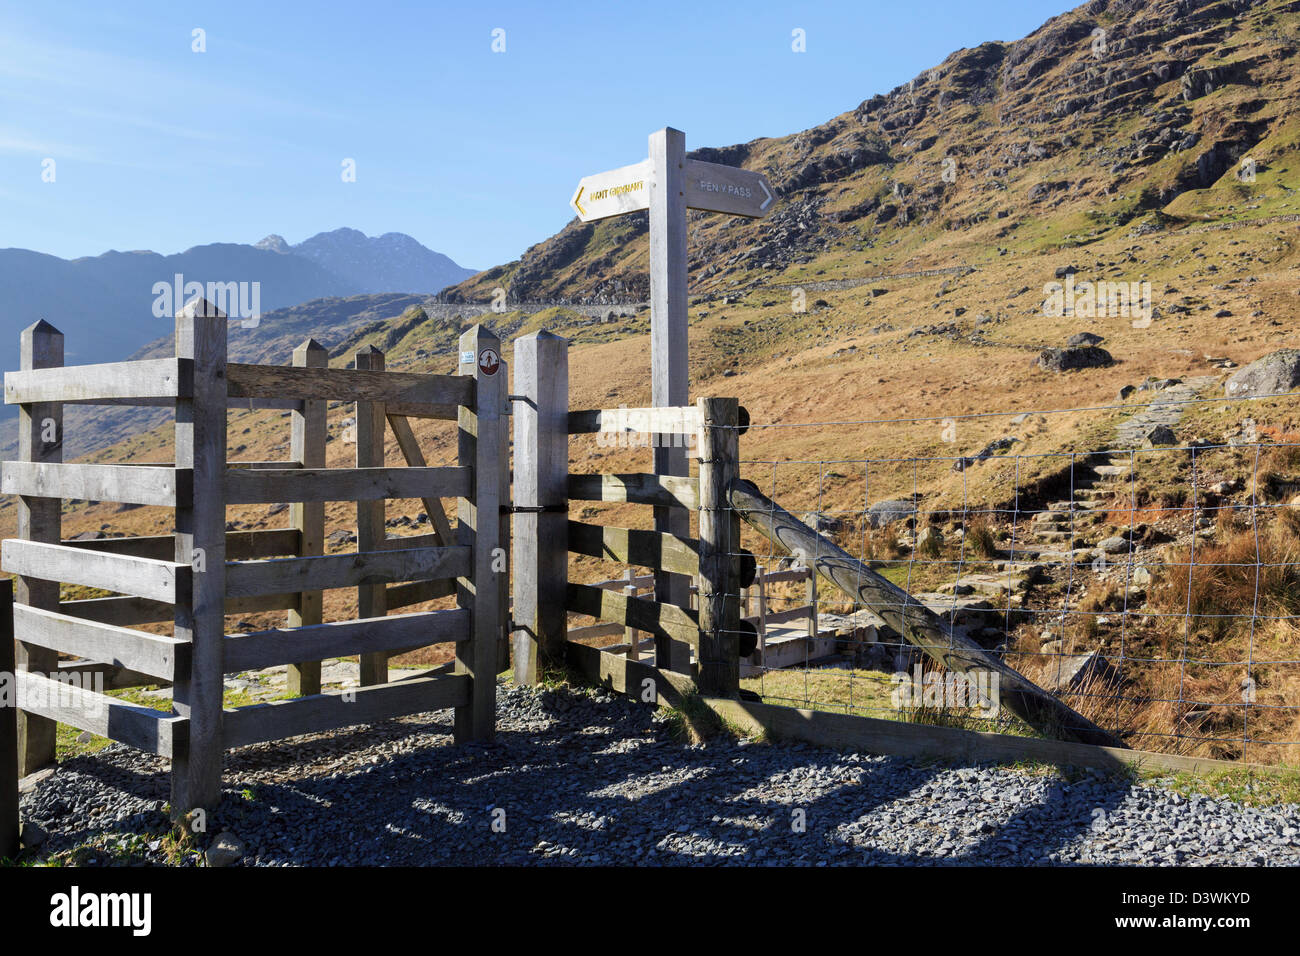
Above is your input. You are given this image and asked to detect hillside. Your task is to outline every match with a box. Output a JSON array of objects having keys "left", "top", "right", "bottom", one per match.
[{"left": 7, "top": 0, "right": 1300, "bottom": 763}]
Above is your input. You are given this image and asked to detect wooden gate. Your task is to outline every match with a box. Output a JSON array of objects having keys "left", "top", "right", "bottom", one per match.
[{"left": 1, "top": 300, "right": 506, "bottom": 818}]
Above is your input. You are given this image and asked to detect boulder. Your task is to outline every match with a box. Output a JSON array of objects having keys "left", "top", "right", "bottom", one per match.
[
  {"left": 1142, "top": 424, "right": 1178, "bottom": 447},
  {"left": 1067, "top": 331, "right": 1105, "bottom": 347},
  {"left": 802, "top": 511, "right": 844, "bottom": 534},
  {"left": 867, "top": 499, "right": 917, "bottom": 528},
  {"left": 1042, "top": 650, "right": 1120, "bottom": 693},
  {"left": 205, "top": 831, "right": 245, "bottom": 868},
  {"left": 1097, "top": 536, "right": 1130, "bottom": 555},
  {"left": 1037, "top": 346, "right": 1114, "bottom": 372},
  {"left": 1225, "top": 349, "right": 1300, "bottom": 399}
]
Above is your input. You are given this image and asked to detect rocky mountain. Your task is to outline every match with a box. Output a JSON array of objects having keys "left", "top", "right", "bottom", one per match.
[
  {"left": 0, "top": 230, "right": 477, "bottom": 382},
  {"left": 280, "top": 228, "right": 475, "bottom": 297},
  {"left": 444, "top": 0, "right": 1300, "bottom": 306}
]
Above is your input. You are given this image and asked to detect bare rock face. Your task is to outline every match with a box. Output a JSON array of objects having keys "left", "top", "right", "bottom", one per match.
[
  {"left": 1037, "top": 346, "right": 1114, "bottom": 372},
  {"left": 1225, "top": 349, "right": 1300, "bottom": 399}
]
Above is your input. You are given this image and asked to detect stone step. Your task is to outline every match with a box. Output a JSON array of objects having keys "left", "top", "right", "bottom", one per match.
[{"left": 1093, "top": 464, "right": 1133, "bottom": 477}]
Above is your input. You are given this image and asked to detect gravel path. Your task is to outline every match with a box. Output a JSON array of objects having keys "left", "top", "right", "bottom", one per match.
[{"left": 17, "top": 682, "right": 1300, "bottom": 866}]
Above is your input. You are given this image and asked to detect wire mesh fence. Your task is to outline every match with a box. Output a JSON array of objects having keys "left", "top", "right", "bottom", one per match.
[{"left": 725, "top": 400, "right": 1300, "bottom": 765}]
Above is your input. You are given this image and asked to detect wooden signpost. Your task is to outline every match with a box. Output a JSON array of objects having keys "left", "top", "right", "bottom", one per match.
[{"left": 570, "top": 127, "right": 774, "bottom": 672}]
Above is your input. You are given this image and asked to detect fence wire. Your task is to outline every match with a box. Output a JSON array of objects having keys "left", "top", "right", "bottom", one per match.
[{"left": 715, "top": 407, "right": 1300, "bottom": 765}]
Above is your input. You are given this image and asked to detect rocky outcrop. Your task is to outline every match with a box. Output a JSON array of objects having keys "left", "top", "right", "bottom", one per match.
[{"left": 1225, "top": 349, "right": 1300, "bottom": 399}]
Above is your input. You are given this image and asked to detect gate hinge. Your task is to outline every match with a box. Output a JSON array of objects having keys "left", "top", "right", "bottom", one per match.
[{"left": 501, "top": 503, "right": 568, "bottom": 514}]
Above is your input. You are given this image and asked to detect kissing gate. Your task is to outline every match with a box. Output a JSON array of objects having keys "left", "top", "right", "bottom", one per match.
[
  {"left": 0, "top": 302, "right": 759, "bottom": 824},
  {"left": 1, "top": 301, "right": 1124, "bottom": 839}
]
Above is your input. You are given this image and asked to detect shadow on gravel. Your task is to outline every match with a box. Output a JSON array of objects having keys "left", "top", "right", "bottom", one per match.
[{"left": 23, "top": 688, "right": 1135, "bottom": 866}]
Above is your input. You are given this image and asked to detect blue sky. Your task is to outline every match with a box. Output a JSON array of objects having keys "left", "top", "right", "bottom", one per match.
[{"left": 0, "top": 0, "right": 1075, "bottom": 269}]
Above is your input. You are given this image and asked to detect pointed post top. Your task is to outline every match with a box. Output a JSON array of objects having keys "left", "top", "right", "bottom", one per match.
[
  {"left": 176, "top": 295, "right": 226, "bottom": 320},
  {"left": 516, "top": 328, "right": 566, "bottom": 345},
  {"left": 294, "top": 337, "right": 327, "bottom": 355},
  {"left": 356, "top": 343, "right": 384, "bottom": 356},
  {"left": 21, "top": 319, "right": 62, "bottom": 340},
  {"left": 458, "top": 324, "right": 502, "bottom": 378}
]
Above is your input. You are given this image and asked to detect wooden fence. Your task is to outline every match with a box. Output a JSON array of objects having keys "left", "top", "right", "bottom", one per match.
[{"left": 1, "top": 303, "right": 507, "bottom": 820}]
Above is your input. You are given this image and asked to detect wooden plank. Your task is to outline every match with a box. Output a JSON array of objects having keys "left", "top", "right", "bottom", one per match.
[
  {"left": 455, "top": 326, "right": 504, "bottom": 744},
  {"left": 226, "top": 362, "right": 473, "bottom": 408},
  {"left": 383, "top": 401, "right": 460, "bottom": 420},
  {"left": 565, "top": 640, "right": 696, "bottom": 710},
  {"left": 57, "top": 659, "right": 166, "bottom": 691},
  {"left": 696, "top": 397, "right": 741, "bottom": 696},
  {"left": 224, "top": 608, "right": 468, "bottom": 673},
  {"left": 567, "top": 405, "right": 701, "bottom": 437},
  {"left": 225, "top": 546, "right": 470, "bottom": 598},
  {"left": 4, "top": 357, "right": 190, "bottom": 405},
  {"left": 702, "top": 696, "right": 1254, "bottom": 778},
  {"left": 61, "top": 529, "right": 299, "bottom": 561},
  {"left": 728, "top": 478, "right": 1125, "bottom": 748},
  {"left": 593, "top": 572, "right": 655, "bottom": 592},
  {"left": 386, "top": 577, "right": 457, "bottom": 609},
  {"left": 355, "top": 345, "right": 389, "bottom": 687},
  {"left": 566, "top": 582, "right": 699, "bottom": 648},
  {"left": 0, "top": 580, "right": 16, "bottom": 858},
  {"left": 748, "top": 606, "right": 811, "bottom": 627},
  {"left": 649, "top": 126, "right": 692, "bottom": 675},
  {"left": 169, "top": 296, "right": 228, "bottom": 816},
  {"left": 566, "top": 622, "right": 624, "bottom": 641},
  {"left": 222, "top": 673, "right": 469, "bottom": 748},
  {"left": 288, "top": 339, "right": 327, "bottom": 695},
  {"left": 228, "top": 460, "right": 302, "bottom": 470},
  {"left": 568, "top": 473, "right": 699, "bottom": 511},
  {"left": 566, "top": 520, "right": 699, "bottom": 577},
  {"left": 2, "top": 461, "right": 185, "bottom": 507},
  {"left": 14, "top": 320, "right": 62, "bottom": 775},
  {"left": 15, "top": 670, "right": 184, "bottom": 758},
  {"left": 224, "top": 465, "right": 471, "bottom": 504},
  {"left": 12, "top": 605, "right": 188, "bottom": 681},
  {"left": 386, "top": 413, "right": 454, "bottom": 546},
  {"left": 57, "top": 591, "right": 300, "bottom": 628},
  {"left": 2, "top": 539, "right": 188, "bottom": 604}
]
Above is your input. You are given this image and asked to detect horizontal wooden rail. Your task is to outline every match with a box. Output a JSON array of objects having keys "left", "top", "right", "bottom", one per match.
[
  {"left": 568, "top": 473, "right": 700, "bottom": 511},
  {"left": 4, "top": 358, "right": 191, "bottom": 405},
  {"left": 58, "top": 591, "right": 302, "bottom": 628},
  {"left": 386, "top": 578, "right": 457, "bottom": 610},
  {"left": 13, "top": 605, "right": 188, "bottom": 680},
  {"left": 224, "top": 466, "right": 471, "bottom": 504},
  {"left": 3, "top": 539, "right": 189, "bottom": 604},
  {"left": 567, "top": 520, "right": 699, "bottom": 577},
  {"left": 566, "top": 622, "right": 625, "bottom": 641},
  {"left": 225, "top": 545, "right": 470, "bottom": 598},
  {"left": 747, "top": 606, "right": 812, "bottom": 627},
  {"left": 15, "top": 670, "right": 185, "bottom": 757},
  {"left": 56, "top": 659, "right": 163, "bottom": 691},
  {"left": 566, "top": 582, "right": 699, "bottom": 648},
  {"left": 222, "top": 673, "right": 470, "bottom": 748},
  {"left": 568, "top": 406, "right": 702, "bottom": 436},
  {"left": 228, "top": 460, "right": 303, "bottom": 470},
  {"left": 62, "top": 529, "right": 300, "bottom": 562},
  {"left": 226, "top": 363, "right": 473, "bottom": 412},
  {"left": 2, "top": 462, "right": 188, "bottom": 507},
  {"left": 224, "top": 608, "right": 468, "bottom": 673}
]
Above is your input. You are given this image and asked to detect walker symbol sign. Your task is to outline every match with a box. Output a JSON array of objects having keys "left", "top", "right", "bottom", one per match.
[{"left": 478, "top": 347, "right": 500, "bottom": 376}]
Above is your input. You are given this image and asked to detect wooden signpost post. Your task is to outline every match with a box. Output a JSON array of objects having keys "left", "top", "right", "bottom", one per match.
[{"left": 570, "top": 127, "right": 773, "bottom": 672}]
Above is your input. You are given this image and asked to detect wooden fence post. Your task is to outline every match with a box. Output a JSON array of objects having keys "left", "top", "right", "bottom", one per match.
[
  {"left": 355, "top": 345, "right": 388, "bottom": 687},
  {"left": 1, "top": 579, "right": 17, "bottom": 858},
  {"left": 171, "top": 298, "right": 228, "bottom": 816},
  {"left": 456, "top": 326, "right": 504, "bottom": 741},
  {"left": 288, "top": 338, "right": 326, "bottom": 695},
  {"left": 511, "top": 330, "right": 568, "bottom": 686},
  {"left": 696, "top": 396, "right": 741, "bottom": 697},
  {"left": 14, "top": 320, "right": 62, "bottom": 776}
]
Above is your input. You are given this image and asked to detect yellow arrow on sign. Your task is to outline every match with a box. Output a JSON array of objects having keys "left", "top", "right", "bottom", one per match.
[{"left": 573, "top": 186, "right": 586, "bottom": 218}]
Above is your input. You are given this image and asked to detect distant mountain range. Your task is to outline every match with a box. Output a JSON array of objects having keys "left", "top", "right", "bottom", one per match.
[{"left": 0, "top": 228, "right": 477, "bottom": 382}]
